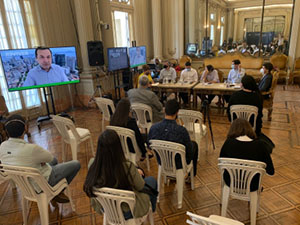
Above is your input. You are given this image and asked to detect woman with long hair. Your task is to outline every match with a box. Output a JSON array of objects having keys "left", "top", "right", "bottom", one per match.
[
  {"left": 84, "top": 129, "right": 157, "bottom": 219},
  {"left": 110, "top": 98, "right": 153, "bottom": 160},
  {"left": 220, "top": 118, "right": 274, "bottom": 191}
]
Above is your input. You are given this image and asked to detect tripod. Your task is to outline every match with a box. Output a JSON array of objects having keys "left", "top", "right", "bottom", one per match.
[
  {"left": 88, "top": 74, "right": 103, "bottom": 106},
  {"left": 201, "top": 100, "right": 215, "bottom": 150}
]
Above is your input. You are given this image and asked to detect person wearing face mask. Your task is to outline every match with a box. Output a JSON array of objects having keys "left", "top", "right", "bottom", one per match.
[
  {"left": 258, "top": 63, "right": 273, "bottom": 99},
  {"left": 200, "top": 65, "right": 220, "bottom": 104},
  {"left": 227, "top": 59, "right": 245, "bottom": 84},
  {"left": 159, "top": 62, "right": 177, "bottom": 83},
  {"left": 179, "top": 61, "right": 198, "bottom": 105},
  {"left": 137, "top": 65, "right": 153, "bottom": 88}
]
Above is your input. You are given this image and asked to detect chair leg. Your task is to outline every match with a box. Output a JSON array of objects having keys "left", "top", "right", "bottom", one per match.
[
  {"left": 157, "top": 166, "right": 162, "bottom": 203},
  {"left": 250, "top": 191, "right": 258, "bottom": 225},
  {"left": 148, "top": 207, "right": 154, "bottom": 225},
  {"left": 64, "top": 186, "right": 75, "bottom": 212},
  {"left": 70, "top": 142, "right": 78, "bottom": 161},
  {"left": 268, "top": 108, "right": 273, "bottom": 121},
  {"left": 190, "top": 166, "right": 195, "bottom": 190},
  {"left": 205, "top": 134, "right": 209, "bottom": 153},
  {"left": 89, "top": 137, "right": 95, "bottom": 157},
  {"left": 146, "top": 153, "right": 150, "bottom": 171},
  {"left": 176, "top": 169, "right": 184, "bottom": 209},
  {"left": 102, "top": 118, "right": 105, "bottom": 133},
  {"left": 103, "top": 213, "right": 107, "bottom": 225},
  {"left": 36, "top": 195, "right": 49, "bottom": 225},
  {"left": 62, "top": 142, "right": 66, "bottom": 162},
  {"left": 221, "top": 185, "right": 230, "bottom": 217},
  {"left": 21, "top": 197, "right": 29, "bottom": 225}
]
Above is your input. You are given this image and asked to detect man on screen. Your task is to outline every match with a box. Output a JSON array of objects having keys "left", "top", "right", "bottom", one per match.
[
  {"left": 22, "top": 47, "right": 69, "bottom": 87},
  {"left": 131, "top": 47, "right": 145, "bottom": 66}
]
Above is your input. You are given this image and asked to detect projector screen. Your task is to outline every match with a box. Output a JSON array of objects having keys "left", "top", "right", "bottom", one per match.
[
  {"left": 107, "top": 47, "right": 129, "bottom": 71},
  {"left": 0, "top": 46, "right": 79, "bottom": 91},
  {"left": 129, "top": 46, "right": 146, "bottom": 68}
]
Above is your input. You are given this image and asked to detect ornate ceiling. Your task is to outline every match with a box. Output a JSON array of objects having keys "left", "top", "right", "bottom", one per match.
[{"left": 222, "top": 0, "right": 293, "bottom": 8}]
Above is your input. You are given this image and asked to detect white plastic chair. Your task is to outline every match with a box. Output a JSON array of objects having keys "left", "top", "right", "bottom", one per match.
[
  {"left": 218, "top": 158, "right": 266, "bottom": 225},
  {"left": 0, "top": 169, "right": 16, "bottom": 188},
  {"left": 95, "top": 97, "right": 116, "bottom": 132},
  {"left": 186, "top": 211, "right": 244, "bottom": 225},
  {"left": 93, "top": 187, "right": 154, "bottom": 225},
  {"left": 229, "top": 105, "right": 258, "bottom": 131},
  {"left": 131, "top": 103, "right": 153, "bottom": 134},
  {"left": 178, "top": 109, "right": 208, "bottom": 157},
  {"left": 106, "top": 125, "right": 150, "bottom": 171},
  {"left": 0, "top": 164, "right": 75, "bottom": 225},
  {"left": 52, "top": 115, "right": 94, "bottom": 161},
  {"left": 149, "top": 140, "right": 194, "bottom": 209}
]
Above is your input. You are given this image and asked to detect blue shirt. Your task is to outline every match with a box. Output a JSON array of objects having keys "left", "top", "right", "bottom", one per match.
[
  {"left": 227, "top": 68, "right": 245, "bottom": 83},
  {"left": 23, "top": 64, "right": 69, "bottom": 86},
  {"left": 148, "top": 119, "right": 193, "bottom": 164}
]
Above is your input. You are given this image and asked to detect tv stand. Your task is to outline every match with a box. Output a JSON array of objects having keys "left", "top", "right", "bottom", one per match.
[{"left": 37, "top": 87, "right": 72, "bottom": 130}]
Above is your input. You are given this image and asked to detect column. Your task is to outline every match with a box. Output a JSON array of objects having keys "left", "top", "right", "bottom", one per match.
[
  {"left": 198, "top": 0, "right": 205, "bottom": 49},
  {"left": 227, "top": 8, "right": 234, "bottom": 41},
  {"left": 288, "top": 0, "right": 300, "bottom": 69},
  {"left": 215, "top": 8, "right": 221, "bottom": 47},
  {"left": 233, "top": 10, "right": 239, "bottom": 42},
  {"left": 188, "top": 0, "right": 196, "bottom": 43},
  {"left": 152, "top": 0, "right": 163, "bottom": 58},
  {"left": 73, "top": 0, "right": 97, "bottom": 105},
  {"left": 175, "top": 0, "right": 184, "bottom": 58}
]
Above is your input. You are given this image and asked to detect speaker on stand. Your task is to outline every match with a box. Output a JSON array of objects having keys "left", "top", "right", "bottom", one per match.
[{"left": 87, "top": 41, "right": 105, "bottom": 66}]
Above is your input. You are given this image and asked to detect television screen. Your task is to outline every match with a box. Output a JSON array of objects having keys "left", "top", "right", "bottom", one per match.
[
  {"left": 107, "top": 47, "right": 129, "bottom": 71},
  {"left": 129, "top": 46, "right": 146, "bottom": 68},
  {"left": 0, "top": 46, "right": 79, "bottom": 91},
  {"left": 186, "top": 43, "right": 198, "bottom": 54}
]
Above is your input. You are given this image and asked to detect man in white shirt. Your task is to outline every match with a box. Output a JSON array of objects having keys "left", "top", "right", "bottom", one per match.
[
  {"left": 227, "top": 59, "right": 245, "bottom": 84},
  {"left": 179, "top": 61, "right": 198, "bottom": 104},
  {"left": 0, "top": 115, "right": 80, "bottom": 203},
  {"left": 225, "top": 60, "right": 245, "bottom": 102},
  {"left": 159, "top": 62, "right": 177, "bottom": 83}
]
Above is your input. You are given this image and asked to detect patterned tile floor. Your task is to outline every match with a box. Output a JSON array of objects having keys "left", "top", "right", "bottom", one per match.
[{"left": 1, "top": 84, "right": 300, "bottom": 224}]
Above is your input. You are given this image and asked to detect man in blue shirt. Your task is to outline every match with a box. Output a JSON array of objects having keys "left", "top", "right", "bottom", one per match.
[
  {"left": 227, "top": 59, "right": 245, "bottom": 84},
  {"left": 148, "top": 99, "right": 198, "bottom": 176},
  {"left": 23, "top": 47, "right": 69, "bottom": 87}
]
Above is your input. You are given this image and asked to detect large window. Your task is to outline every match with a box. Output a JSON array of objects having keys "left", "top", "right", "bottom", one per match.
[{"left": 0, "top": 0, "right": 41, "bottom": 112}]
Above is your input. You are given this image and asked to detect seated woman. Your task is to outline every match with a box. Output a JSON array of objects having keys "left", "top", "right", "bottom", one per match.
[
  {"left": 227, "top": 75, "right": 275, "bottom": 153},
  {"left": 220, "top": 118, "right": 274, "bottom": 191},
  {"left": 200, "top": 65, "right": 220, "bottom": 104},
  {"left": 258, "top": 62, "right": 274, "bottom": 99},
  {"left": 83, "top": 129, "right": 157, "bottom": 219},
  {"left": 110, "top": 98, "right": 153, "bottom": 161},
  {"left": 227, "top": 75, "right": 263, "bottom": 135}
]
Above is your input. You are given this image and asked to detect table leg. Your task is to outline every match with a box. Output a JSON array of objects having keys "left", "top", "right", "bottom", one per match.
[{"left": 188, "top": 91, "right": 191, "bottom": 109}]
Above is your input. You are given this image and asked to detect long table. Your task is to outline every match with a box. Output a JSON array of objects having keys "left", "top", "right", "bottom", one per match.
[
  {"left": 193, "top": 83, "right": 241, "bottom": 108},
  {"left": 151, "top": 82, "right": 198, "bottom": 108}
]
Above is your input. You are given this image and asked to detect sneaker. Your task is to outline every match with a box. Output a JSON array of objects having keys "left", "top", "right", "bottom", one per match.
[{"left": 53, "top": 192, "right": 70, "bottom": 203}]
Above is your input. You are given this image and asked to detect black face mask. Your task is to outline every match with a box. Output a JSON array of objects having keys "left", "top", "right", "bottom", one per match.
[{"left": 164, "top": 65, "right": 168, "bottom": 69}]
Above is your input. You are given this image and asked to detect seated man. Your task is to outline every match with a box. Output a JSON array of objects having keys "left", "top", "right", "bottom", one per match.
[
  {"left": 227, "top": 59, "right": 245, "bottom": 84},
  {"left": 258, "top": 62, "right": 273, "bottom": 99},
  {"left": 200, "top": 65, "right": 220, "bottom": 104},
  {"left": 136, "top": 64, "right": 153, "bottom": 88},
  {"left": 224, "top": 59, "right": 245, "bottom": 102},
  {"left": 128, "top": 75, "right": 164, "bottom": 123},
  {"left": 159, "top": 62, "right": 177, "bottom": 83},
  {"left": 148, "top": 99, "right": 198, "bottom": 178},
  {"left": 179, "top": 61, "right": 198, "bottom": 105},
  {"left": 0, "top": 115, "right": 81, "bottom": 203}
]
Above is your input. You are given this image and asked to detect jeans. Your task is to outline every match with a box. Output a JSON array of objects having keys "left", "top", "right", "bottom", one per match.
[
  {"left": 124, "top": 176, "right": 158, "bottom": 220},
  {"left": 48, "top": 158, "right": 81, "bottom": 187}
]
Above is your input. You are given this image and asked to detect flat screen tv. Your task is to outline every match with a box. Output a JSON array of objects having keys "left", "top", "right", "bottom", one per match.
[
  {"left": 107, "top": 47, "right": 129, "bottom": 71},
  {"left": 129, "top": 46, "right": 146, "bottom": 68},
  {"left": 186, "top": 43, "right": 198, "bottom": 55},
  {"left": 0, "top": 46, "right": 79, "bottom": 91}
]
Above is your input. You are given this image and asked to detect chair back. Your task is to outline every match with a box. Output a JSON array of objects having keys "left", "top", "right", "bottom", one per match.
[
  {"left": 106, "top": 125, "right": 140, "bottom": 165},
  {"left": 95, "top": 97, "right": 115, "bottom": 122},
  {"left": 186, "top": 211, "right": 219, "bottom": 225},
  {"left": 269, "top": 71, "right": 279, "bottom": 99},
  {"left": 178, "top": 109, "right": 205, "bottom": 140},
  {"left": 295, "top": 57, "right": 300, "bottom": 70},
  {"left": 52, "top": 115, "right": 80, "bottom": 142},
  {"left": 218, "top": 158, "right": 266, "bottom": 201},
  {"left": 149, "top": 140, "right": 187, "bottom": 177},
  {"left": 270, "top": 53, "right": 288, "bottom": 70},
  {"left": 229, "top": 105, "right": 258, "bottom": 131},
  {"left": 131, "top": 103, "right": 153, "bottom": 132},
  {"left": 93, "top": 187, "right": 136, "bottom": 225},
  {"left": 179, "top": 55, "right": 192, "bottom": 68},
  {"left": 0, "top": 164, "right": 55, "bottom": 201}
]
